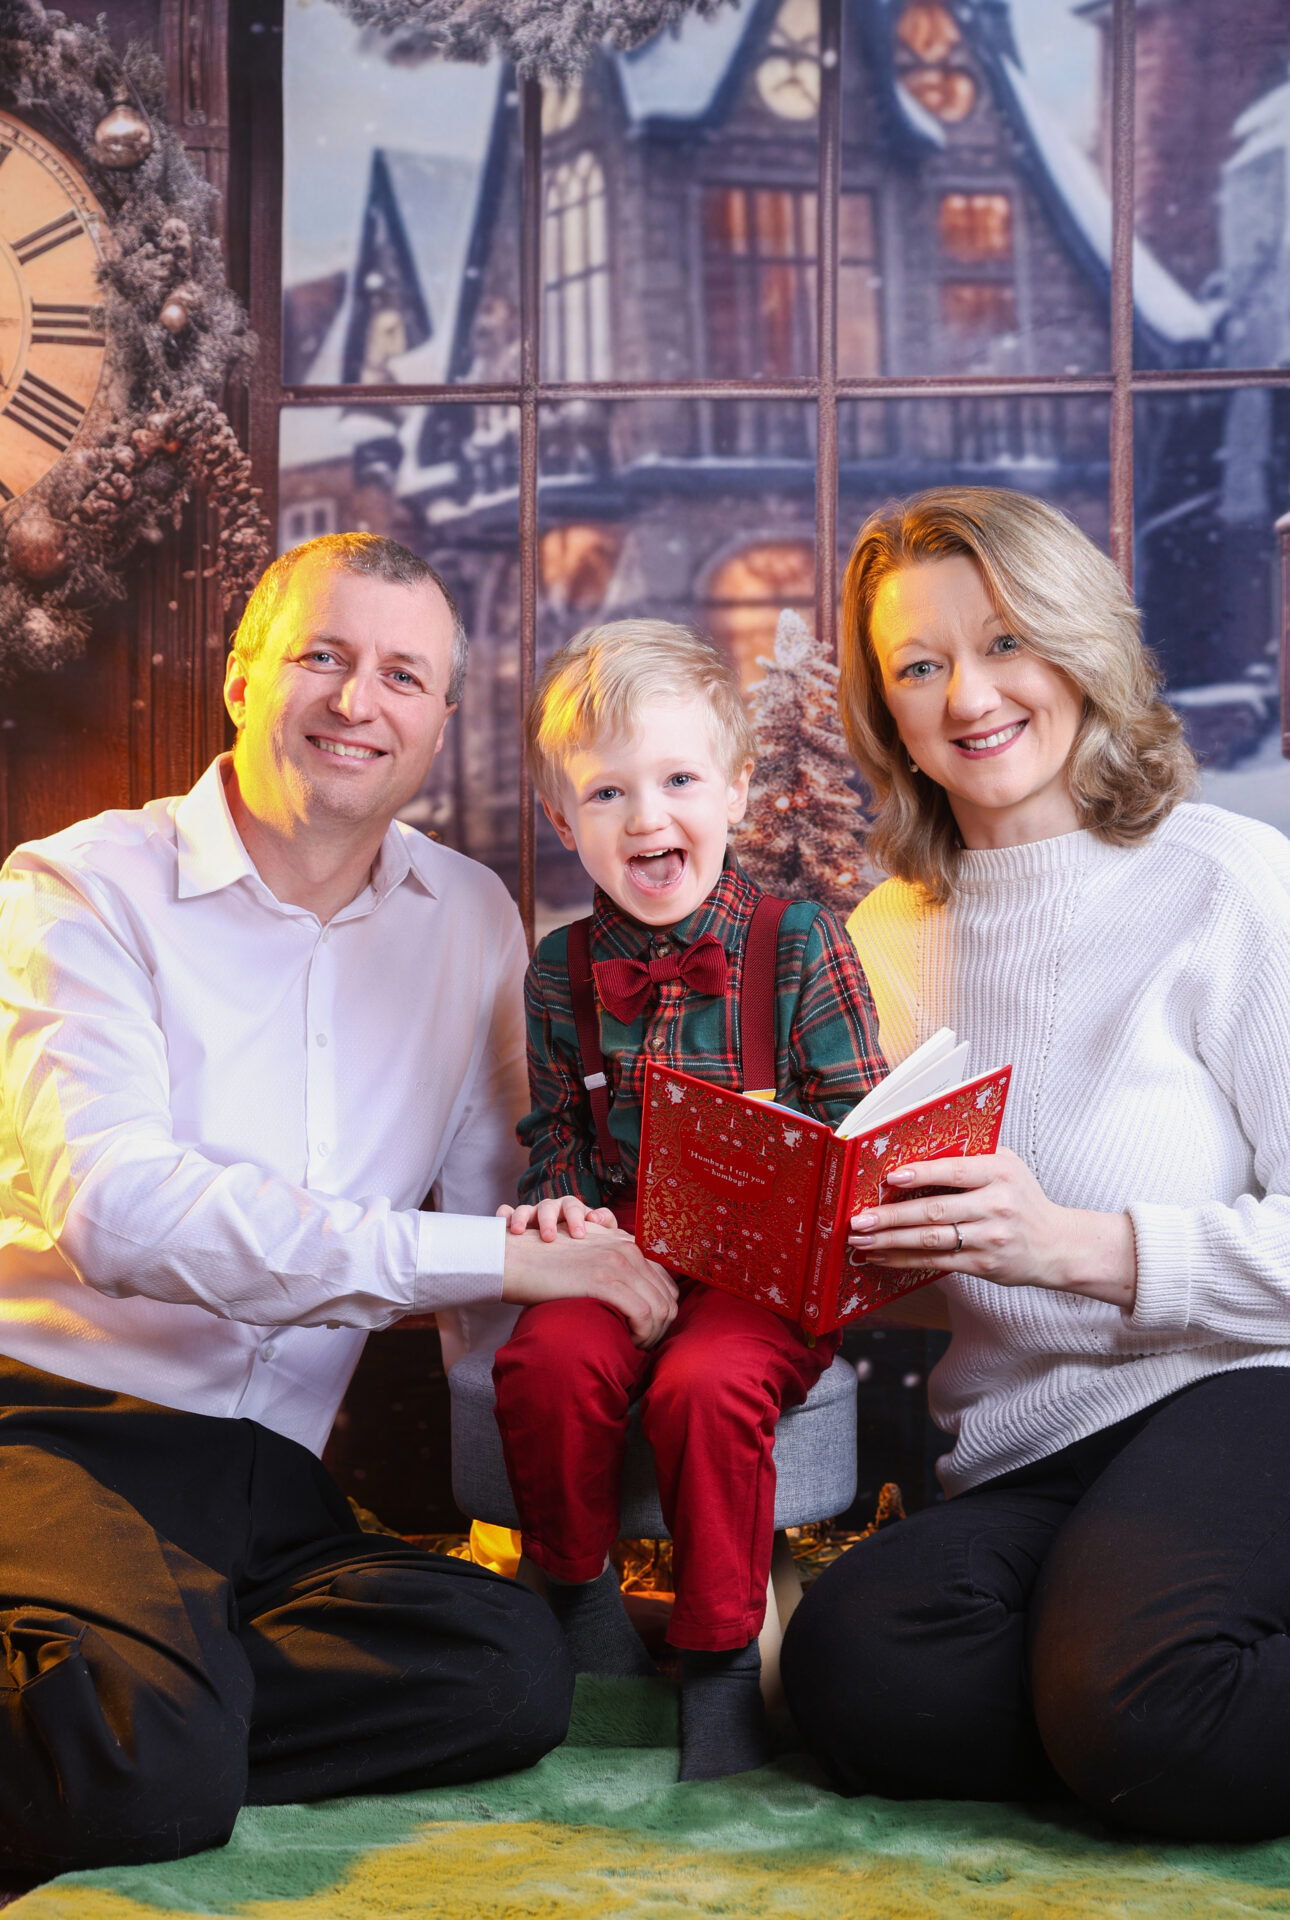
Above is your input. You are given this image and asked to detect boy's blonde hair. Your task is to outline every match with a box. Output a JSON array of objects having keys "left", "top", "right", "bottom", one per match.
[
  {"left": 839, "top": 486, "right": 1197, "bottom": 902},
  {"left": 526, "top": 619, "right": 755, "bottom": 804}
]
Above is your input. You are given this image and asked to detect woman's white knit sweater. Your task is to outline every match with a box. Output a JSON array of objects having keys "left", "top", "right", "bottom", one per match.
[{"left": 847, "top": 802, "right": 1290, "bottom": 1496}]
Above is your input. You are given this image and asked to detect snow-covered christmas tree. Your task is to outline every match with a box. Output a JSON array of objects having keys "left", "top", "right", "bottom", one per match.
[{"left": 735, "top": 609, "right": 880, "bottom": 916}]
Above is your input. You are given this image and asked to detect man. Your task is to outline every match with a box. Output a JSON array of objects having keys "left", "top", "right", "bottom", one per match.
[{"left": 0, "top": 533, "right": 676, "bottom": 1876}]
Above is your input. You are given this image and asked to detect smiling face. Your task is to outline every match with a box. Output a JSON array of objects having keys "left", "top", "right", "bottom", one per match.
[
  {"left": 543, "top": 695, "right": 753, "bottom": 927},
  {"left": 224, "top": 558, "right": 457, "bottom": 837},
  {"left": 869, "top": 553, "right": 1085, "bottom": 849}
]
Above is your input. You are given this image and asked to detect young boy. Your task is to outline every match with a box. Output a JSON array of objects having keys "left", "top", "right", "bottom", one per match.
[{"left": 492, "top": 619, "right": 885, "bottom": 1780}]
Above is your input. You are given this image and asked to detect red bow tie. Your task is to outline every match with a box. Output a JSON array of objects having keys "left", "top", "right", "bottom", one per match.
[{"left": 592, "top": 933, "right": 729, "bottom": 1024}]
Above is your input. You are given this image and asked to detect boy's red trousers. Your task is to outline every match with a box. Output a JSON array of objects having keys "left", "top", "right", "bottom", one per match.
[{"left": 491, "top": 1283, "right": 837, "bottom": 1650}]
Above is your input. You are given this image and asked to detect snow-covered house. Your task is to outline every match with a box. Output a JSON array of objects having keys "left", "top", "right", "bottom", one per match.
[{"left": 280, "top": 0, "right": 1284, "bottom": 893}]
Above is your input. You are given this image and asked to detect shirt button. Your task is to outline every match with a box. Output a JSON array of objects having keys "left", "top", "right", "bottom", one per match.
[
  {"left": 260, "top": 1342, "right": 277, "bottom": 1362},
  {"left": 315, "top": 1033, "right": 328, "bottom": 1047}
]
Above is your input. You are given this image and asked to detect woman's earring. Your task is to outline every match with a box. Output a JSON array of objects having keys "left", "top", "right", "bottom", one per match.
[{"left": 907, "top": 754, "right": 920, "bottom": 776}]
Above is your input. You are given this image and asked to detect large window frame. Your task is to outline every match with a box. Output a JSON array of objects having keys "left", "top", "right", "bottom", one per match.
[{"left": 246, "top": 0, "right": 1290, "bottom": 947}]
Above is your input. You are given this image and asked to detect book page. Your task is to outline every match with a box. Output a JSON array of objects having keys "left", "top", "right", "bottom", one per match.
[{"left": 834, "top": 1028, "right": 968, "bottom": 1137}]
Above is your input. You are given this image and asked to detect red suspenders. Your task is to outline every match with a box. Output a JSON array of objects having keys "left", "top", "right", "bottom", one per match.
[{"left": 565, "top": 895, "right": 790, "bottom": 1187}]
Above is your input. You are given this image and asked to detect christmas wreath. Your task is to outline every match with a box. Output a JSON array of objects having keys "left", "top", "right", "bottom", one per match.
[
  {"left": 0, "top": 0, "right": 268, "bottom": 676},
  {"left": 327, "top": 0, "right": 739, "bottom": 83}
]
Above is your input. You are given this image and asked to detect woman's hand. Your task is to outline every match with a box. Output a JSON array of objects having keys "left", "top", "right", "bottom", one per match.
[
  {"left": 497, "top": 1194, "right": 620, "bottom": 1244},
  {"left": 848, "top": 1147, "right": 1138, "bottom": 1310}
]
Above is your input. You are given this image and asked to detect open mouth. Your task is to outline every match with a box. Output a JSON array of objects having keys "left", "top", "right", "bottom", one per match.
[
  {"left": 626, "top": 848, "right": 686, "bottom": 891},
  {"left": 954, "top": 720, "right": 1026, "bottom": 757},
  {"left": 308, "top": 736, "right": 386, "bottom": 763}
]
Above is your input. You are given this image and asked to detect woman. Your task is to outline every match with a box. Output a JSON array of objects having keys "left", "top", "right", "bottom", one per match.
[{"left": 780, "top": 486, "right": 1290, "bottom": 1841}]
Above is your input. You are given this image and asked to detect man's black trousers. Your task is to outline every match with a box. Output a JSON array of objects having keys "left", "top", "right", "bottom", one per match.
[
  {"left": 782, "top": 1366, "right": 1290, "bottom": 1841},
  {"left": 0, "top": 1357, "right": 573, "bottom": 1875}
]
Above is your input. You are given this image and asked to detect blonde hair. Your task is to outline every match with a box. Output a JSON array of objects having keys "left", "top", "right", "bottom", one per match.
[
  {"left": 839, "top": 486, "right": 1196, "bottom": 902},
  {"left": 526, "top": 619, "right": 755, "bottom": 804},
  {"left": 233, "top": 532, "right": 469, "bottom": 704}
]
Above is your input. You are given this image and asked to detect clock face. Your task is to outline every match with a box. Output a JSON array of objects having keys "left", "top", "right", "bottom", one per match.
[{"left": 0, "top": 110, "right": 108, "bottom": 511}]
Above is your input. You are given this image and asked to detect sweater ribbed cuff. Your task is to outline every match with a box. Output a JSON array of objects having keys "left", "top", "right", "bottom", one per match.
[{"left": 1127, "top": 1203, "right": 1193, "bottom": 1333}]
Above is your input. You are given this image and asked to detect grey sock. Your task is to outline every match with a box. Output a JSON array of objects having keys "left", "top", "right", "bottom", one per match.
[
  {"left": 678, "top": 1639, "right": 771, "bottom": 1780},
  {"left": 546, "top": 1565, "right": 656, "bottom": 1677}
]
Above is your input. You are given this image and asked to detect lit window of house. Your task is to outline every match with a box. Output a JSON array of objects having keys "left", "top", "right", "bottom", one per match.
[
  {"left": 540, "top": 525, "right": 621, "bottom": 613},
  {"left": 705, "top": 541, "right": 816, "bottom": 688},
  {"left": 704, "top": 188, "right": 879, "bottom": 379},
  {"left": 543, "top": 152, "right": 610, "bottom": 381},
  {"left": 939, "top": 192, "right": 1015, "bottom": 338},
  {"left": 894, "top": 2, "right": 977, "bottom": 124},
  {"left": 756, "top": 0, "right": 822, "bottom": 121}
]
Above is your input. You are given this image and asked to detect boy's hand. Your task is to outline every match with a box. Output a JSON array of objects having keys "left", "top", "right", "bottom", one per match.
[
  {"left": 501, "top": 1219, "right": 678, "bottom": 1348},
  {"left": 497, "top": 1195, "right": 619, "bottom": 1242}
]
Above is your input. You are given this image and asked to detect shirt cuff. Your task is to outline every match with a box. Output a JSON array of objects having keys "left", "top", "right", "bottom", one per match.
[
  {"left": 412, "top": 1211, "right": 508, "bottom": 1314},
  {"left": 1126, "top": 1202, "right": 1193, "bottom": 1333}
]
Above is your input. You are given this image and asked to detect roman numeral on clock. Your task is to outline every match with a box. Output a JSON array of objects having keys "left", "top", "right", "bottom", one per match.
[
  {"left": 31, "top": 304, "right": 104, "bottom": 347},
  {"left": 13, "top": 210, "right": 82, "bottom": 266},
  {"left": 7, "top": 371, "right": 83, "bottom": 451}
]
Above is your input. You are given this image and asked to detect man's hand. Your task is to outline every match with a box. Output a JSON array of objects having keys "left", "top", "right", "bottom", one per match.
[
  {"left": 497, "top": 1194, "right": 619, "bottom": 1242},
  {"left": 501, "top": 1218, "right": 678, "bottom": 1347}
]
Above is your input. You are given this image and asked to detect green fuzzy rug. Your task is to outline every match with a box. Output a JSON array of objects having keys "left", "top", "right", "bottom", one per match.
[{"left": 12, "top": 1678, "right": 1290, "bottom": 1919}]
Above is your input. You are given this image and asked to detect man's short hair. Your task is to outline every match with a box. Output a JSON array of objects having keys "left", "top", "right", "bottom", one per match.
[
  {"left": 525, "top": 618, "right": 755, "bottom": 806},
  {"left": 233, "top": 532, "right": 469, "bottom": 706}
]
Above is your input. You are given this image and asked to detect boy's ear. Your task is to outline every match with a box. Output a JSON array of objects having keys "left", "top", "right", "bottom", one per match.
[
  {"left": 726, "top": 757, "right": 754, "bottom": 827},
  {"left": 540, "top": 793, "right": 580, "bottom": 853}
]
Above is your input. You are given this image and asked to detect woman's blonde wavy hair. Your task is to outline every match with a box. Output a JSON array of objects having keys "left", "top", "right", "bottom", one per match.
[{"left": 839, "top": 486, "right": 1196, "bottom": 902}]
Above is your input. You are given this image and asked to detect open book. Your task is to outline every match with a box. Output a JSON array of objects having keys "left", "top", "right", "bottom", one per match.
[{"left": 635, "top": 1029, "right": 1010, "bottom": 1334}]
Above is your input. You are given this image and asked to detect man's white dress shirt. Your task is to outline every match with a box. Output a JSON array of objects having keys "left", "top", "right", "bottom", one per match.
[{"left": 0, "top": 756, "right": 528, "bottom": 1454}]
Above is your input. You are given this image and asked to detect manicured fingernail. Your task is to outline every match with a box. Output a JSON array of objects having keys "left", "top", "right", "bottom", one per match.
[
  {"left": 853, "top": 1210, "right": 877, "bottom": 1229},
  {"left": 888, "top": 1168, "right": 914, "bottom": 1184}
]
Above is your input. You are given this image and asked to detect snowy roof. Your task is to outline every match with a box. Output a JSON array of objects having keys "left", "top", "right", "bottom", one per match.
[
  {"left": 1227, "top": 70, "right": 1290, "bottom": 173},
  {"left": 283, "top": 140, "right": 493, "bottom": 387},
  {"left": 613, "top": 1, "right": 756, "bottom": 122},
  {"left": 378, "top": 148, "right": 484, "bottom": 380},
  {"left": 1000, "top": 56, "right": 1215, "bottom": 348}
]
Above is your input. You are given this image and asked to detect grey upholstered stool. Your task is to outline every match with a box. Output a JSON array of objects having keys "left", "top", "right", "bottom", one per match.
[{"left": 447, "top": 1344, "right": 858, "bottom": 1703}]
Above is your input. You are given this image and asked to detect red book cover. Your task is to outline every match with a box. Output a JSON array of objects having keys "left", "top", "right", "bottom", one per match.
[{"left": 635, "top": 1059, "right": 1012, "bottom": 1333}]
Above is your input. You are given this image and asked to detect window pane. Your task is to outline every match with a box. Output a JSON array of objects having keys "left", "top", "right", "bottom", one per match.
[
  {"left": 836, "top": 392, "right": 1111, "bottom": 582},
  {"left": 542, "top": 0, "right": 820, "bottom": 382},
  {"left": 282, "top": 0, "right": 519, "bottom": 388},
  {"left": 278, "top": 404, "right": 522, "bottom": 893},
  {"left": 1135, "top": 388, "right": 1289, "bottom": 831},
  {"left": 1132, "top": 0, "right": 1286, "bottom": 372},
  {"left": 856, "top": 0, "right": 1108, "bottom": 376},
  {"left": 534, "top": 398, "right": 818, "bottom": 929}
]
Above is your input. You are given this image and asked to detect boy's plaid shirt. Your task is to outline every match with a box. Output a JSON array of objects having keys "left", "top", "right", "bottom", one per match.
[{"left": 518, "top": 858, "right": 887, "bottom": 1205}]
